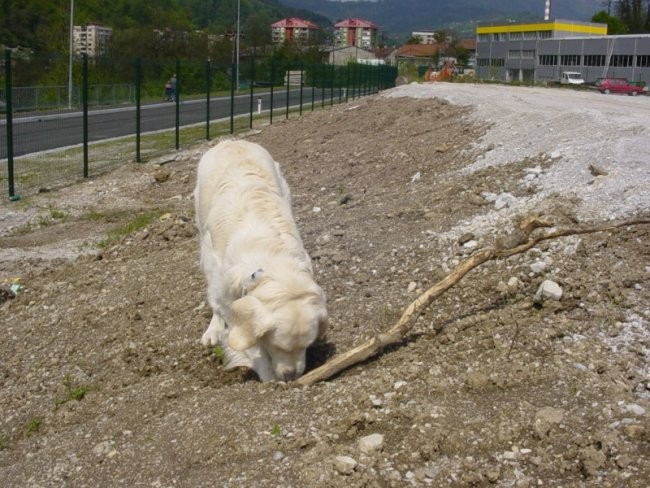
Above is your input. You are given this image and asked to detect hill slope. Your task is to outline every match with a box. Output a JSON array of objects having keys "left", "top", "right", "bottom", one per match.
[{"left": 279, "top": 0, "right": 603, "bottom": 38}]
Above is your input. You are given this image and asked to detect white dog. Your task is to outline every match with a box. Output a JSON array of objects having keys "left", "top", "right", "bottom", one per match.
[{"left": 194, "top": 140, "right": 328, "bottom": 381}]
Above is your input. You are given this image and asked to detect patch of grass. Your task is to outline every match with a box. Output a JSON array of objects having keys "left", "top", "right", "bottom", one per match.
[
  {"left": 0, "top": 433, "right": 10, "bottom": 450},
  {"left": 97, "top": 209, "right": 165, "bottom": 248},
  {"left": 24, "top": 417, "right": 42, "bottom": 437},
  {"left": 57, "top": 375, "right": 90, "bottom": 405},
  {"left": 270, "top": 424, "right": 282, "bottom": 437},
  {"left": 212, "top": 345, "right": 225, "bottom": 361}
]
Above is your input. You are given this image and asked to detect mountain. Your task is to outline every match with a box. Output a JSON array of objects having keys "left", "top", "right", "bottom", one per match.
[{"left": 278, "top": 0, "right": 604, "bottom": 39}]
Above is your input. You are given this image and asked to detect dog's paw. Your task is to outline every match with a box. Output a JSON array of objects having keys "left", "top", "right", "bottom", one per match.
[{"left": 200, "top": 327, "right": 220, "bottom": 346}]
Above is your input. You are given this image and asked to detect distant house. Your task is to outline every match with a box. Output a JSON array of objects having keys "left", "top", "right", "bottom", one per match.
[
  {"left": 328, "top": 46, "right": 376, "bottom": 65},
  {"left": 334, "top": 18, "right": 379, "bottom": 50},
  {"left": 73, "top": 24, "right": 112, "bottom": 57},
  {"left": 271, "top": 18, "right": 320, "bottom": 46},
  {"left": 396, "top": 44, "right": 440, "bottom": 63}
]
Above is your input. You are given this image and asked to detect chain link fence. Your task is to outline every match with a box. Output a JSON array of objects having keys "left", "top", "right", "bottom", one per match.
[{"left": 1, "top": 51, "right": 397, "bottom": 200}]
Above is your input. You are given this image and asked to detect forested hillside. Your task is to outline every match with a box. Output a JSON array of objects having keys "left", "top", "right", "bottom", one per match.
[
  {"left": 0, "top": 0, "right": 329, "bottom": 55},
  {"left": 279, "top": 0, "right": 603, "bottom": 37}
]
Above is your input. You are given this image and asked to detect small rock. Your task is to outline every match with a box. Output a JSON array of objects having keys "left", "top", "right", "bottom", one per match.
[
  {"left": 407, "top": 282, "right": 417, "bottom": 293},
  {"left": 333, "top": 455, "right": 358, "bottom": 475},
  {"left": 616, "top": 455, "right": 632, "bottom": 469},
  {"left": 463, "top": 240, "right": 478, "bottom": 250},
  {"left": 494, "top": 192, "right": 517, "bottom": 210},
  {"left": 458, "top": 232, "right": 475, "bottom": 245},
  {"left": 550, "top": 150, "right": 562, "bottom": 160},
  {"left": 579, "top": 446, "right": 606, "bottom": 477},
  {"left": 272, "top": 451, "right": 285, "bottom": 462},
  {"left": 411, "top": 172, "right": 421, "bottom": 183},
  {"left": 589, "top": 164, "right": 608, "bottom": 177},
  {"left": 529, "top": 260, "right": 546, "bottom": 274},
  {"left": 534, "top": 407, "right": 565, "bottom": 438},
  {"left": 358, "top": 433, "right": 384, "bottom": 454},
  {"left": 153, "top": 168, "right": 171, "bottom": 183},
  {"left": 339, "top": 194, "right": 351, "bottom": 205},
  {"left": 624, "top": 403, "right": 646, "bottom": 416},
  {"left": 533, "top": 280, "right": 563, "bottom": 304}
]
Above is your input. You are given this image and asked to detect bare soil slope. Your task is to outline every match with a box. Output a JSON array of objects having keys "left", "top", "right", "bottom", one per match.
[{"left": 1, "top": 84, "right": 649, "bottom": 487}]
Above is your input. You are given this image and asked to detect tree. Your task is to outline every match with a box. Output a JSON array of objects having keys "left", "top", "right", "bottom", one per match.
[
  {"left": 616, "top": 0, "right": 649, "bottom": 33},
  {"left": 405, "top": 35, "right": 421, "bottom": 45},
  {"left": 592, "top": 10, "right": 628, "bottom": 33}
]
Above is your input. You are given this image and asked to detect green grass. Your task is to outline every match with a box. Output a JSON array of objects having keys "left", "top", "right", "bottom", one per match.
[
  {"left": 0, "top": 433, "right": 9, "bottom": 450},
  {"left": 57, "top": 375, "right": 90, "bottom": 405},
  {"left": 98, "top": 209, "right": 165, "bottom": 248},
  {"left": 270, "top": 424, "right": 282, "bottom": 437},
  {"left": 24, "top": 417, "right": 42, "bottom": 437}
]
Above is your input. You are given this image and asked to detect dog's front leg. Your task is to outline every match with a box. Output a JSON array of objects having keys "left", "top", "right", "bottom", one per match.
[{"left": 201, "top": 313, "right": 226, "bottom": 346}]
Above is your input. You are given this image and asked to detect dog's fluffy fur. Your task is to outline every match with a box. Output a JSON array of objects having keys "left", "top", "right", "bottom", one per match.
[{"left": 194, "top": 140, "right": 328, "bottom": 381}]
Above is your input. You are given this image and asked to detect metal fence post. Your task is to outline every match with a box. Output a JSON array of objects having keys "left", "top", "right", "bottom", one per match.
[
  {"left": 299, "top": 63, "right": 304, "bottom": 116},
  {"left": 175, "top": 59, "right": 180, "bottom": 150},
  {"left": 229, "top": 63, "right": 235, "bottom": 134},
  {"left": 249, "top": 56, "right": 255, "bottom": 129},
  {"left": 82, "top": 53, "right": 89, "bottom": 178},
  {"left": 206, "top": 60, "right": 211, "bottom": 140},
  {"left": 270, "top": 59, "right": 275, "bottom": 124},
  {"left": 285, "top": 61, "right": 290, "bottom": 119},
  {"left": 135, "top": 58, "right": 141, "bottom": 162},
  {"left": 4, "top": 49, "right": 18, "bottom": 200}
]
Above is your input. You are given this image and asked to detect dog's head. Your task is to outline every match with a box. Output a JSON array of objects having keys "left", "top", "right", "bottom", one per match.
[{"left": 228, "top": 272, "right": 328, "bottom": 381}]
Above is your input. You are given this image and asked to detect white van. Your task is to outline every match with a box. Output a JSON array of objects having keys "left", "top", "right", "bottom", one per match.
[{"left": 560, "top": 71, "right": 585, "bottom": 85}]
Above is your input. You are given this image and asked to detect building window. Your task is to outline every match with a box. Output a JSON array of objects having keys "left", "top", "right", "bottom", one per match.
[
  {"left": 523, "top": 31, "right": 538, "bottom": 40},
  {"left": 539, "top": 30, "right": 552, "bottom": 39},
  {"left": 610, "top": 55, "right": 633, "bottom": 67},
  {"left": 491, "top": 58, "right": 505, "bottom": 67},
  {"left": 560, "top": 55, "right": 581, "bottom": 66},
  {"left": 509, "top": 32, "right": 523, "bottom": 40},
  {"left": 539, "top": 54, "right": 558, "bottom": 66},
  {"left": 478, "top": 33, "right": 489, "bottom": 42},
  {"left": 522, "top": 50, "right": 535, "bottom": 59},
  {"left": 493, "top": 33, "right": 507, "bottom": 41},
  {"left": 584, "top": 55, "right": 606, "bottom": 66},
  {"left": 509, "top": 50, "right": 521, "bottom": 59},
  {"left": 477, "top": 58, "right": 489, "bottom": 67},
  {"left": 637, "top": 55, "right": 650, "bottom": 67}
]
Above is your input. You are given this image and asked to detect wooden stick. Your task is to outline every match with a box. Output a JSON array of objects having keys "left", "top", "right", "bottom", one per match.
[{"left": 295, "top": 217, "right": 650, "bottom": 386}]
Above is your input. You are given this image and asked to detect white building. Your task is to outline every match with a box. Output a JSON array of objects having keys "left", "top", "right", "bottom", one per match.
[
  {"left": 73, "top": 24, "right": 113, "bottom": 57},
  {"left": 411, "top": 31, "right": 437, "bottom": 45}
]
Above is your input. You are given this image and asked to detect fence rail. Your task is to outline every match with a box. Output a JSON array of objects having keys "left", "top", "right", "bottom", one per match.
[{"left": 1, "top": 51, "right": 397, "bottom": 200}]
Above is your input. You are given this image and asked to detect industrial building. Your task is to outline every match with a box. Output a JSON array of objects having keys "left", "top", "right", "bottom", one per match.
[{"left": 475, "top": 18, "right": 650, "bottom": 84}]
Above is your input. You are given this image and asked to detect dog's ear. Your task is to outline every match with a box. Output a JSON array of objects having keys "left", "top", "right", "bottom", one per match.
[{"left": 229, "top": 295, "right": 265, "bottom": 351}]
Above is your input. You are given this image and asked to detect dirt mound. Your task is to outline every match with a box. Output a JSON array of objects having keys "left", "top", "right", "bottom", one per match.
[{"left": 0, "top": 87, "right": 648, "bottom": 487}]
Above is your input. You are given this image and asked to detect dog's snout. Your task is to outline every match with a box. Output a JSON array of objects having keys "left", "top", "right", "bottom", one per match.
[{"left": 278, "top": 369, "right": 298, "bottom": 382}]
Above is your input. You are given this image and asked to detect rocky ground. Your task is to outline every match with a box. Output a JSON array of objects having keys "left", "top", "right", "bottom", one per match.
[{"left": 0, "top": 83, "right": 649, "bottom": 487}]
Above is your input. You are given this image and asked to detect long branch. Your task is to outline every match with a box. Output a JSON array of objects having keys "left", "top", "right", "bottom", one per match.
[{"left": 295, "top": 217, "right": 650, "bottom": 386}]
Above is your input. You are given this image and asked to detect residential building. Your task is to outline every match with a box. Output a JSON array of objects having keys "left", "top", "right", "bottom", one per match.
[
  {"left": 411, "top": 31, "right": 438, "bottom": 45},
  {"left": 271, "top": 18, "right": 320, "bottom": 46},
  {"left": 73, "top": 24, "right": 112, "bottom": 57},
  {"left": 475, "top": 19, "right": 650, "bottom": 83},
  {"left": 334, "top": 18, "right": 379, "bottom": 50}
]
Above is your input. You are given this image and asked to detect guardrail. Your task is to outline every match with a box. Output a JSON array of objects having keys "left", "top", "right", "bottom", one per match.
[{"left": 1, "top": 51, "right": 397, "bottom": 200}]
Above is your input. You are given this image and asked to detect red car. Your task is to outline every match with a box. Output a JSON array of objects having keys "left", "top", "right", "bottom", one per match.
[{"left": 595, "top": 78, "right": 644, "bottom": 96}]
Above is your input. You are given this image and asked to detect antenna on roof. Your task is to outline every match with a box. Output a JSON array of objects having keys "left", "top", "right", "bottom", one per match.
[{"left": 544, "top": 0, "right": 551, "bottom": 20}]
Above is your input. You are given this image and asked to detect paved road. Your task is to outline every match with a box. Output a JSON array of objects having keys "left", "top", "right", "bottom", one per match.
[{"left": 0, "top": 86, "right": 346, "bottom": 158}]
